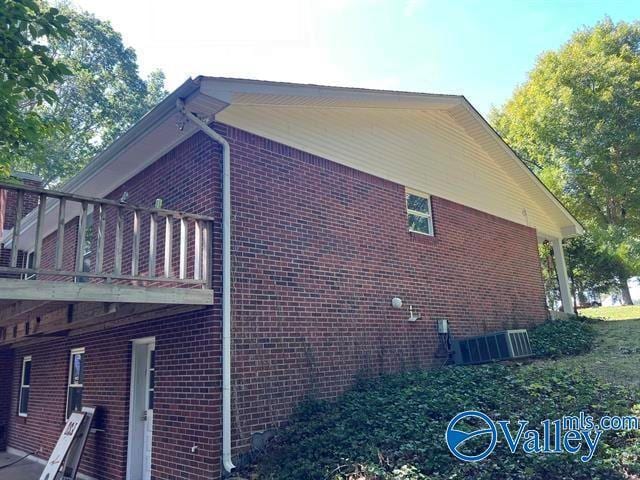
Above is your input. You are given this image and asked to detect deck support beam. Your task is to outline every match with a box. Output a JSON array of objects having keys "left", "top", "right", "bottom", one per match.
[{"left": 0, "top": 279, "right": 213, "bottom": 305}]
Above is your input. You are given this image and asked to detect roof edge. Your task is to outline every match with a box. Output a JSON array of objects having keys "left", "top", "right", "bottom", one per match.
[
  {"left": 200, "top": 75, "right": 464, "bottom": 102},
  {"left": 47, "top": 75, "right": 584, "bottom": 240},
  {"left": 458, "top": 97, "right": 584, "bottom": 238},
  {"left": 10, "top": 171, "right": 43, "bottom": 182},
  {"left": 60, "top": 78, "right": 201, "bottom": 194}
]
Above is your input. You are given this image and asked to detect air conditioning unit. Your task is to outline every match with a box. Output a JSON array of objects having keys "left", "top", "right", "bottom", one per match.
[{"left": 452, "top": 329, "right": 532, "bottom": 365}]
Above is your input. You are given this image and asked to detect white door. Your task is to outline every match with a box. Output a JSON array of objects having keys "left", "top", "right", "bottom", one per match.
[
  {"left": 142, "top": 345, "right": 155, "bottom": 479},
  {"left": 127, "top": 339, "right": 155, "bottom": 480}
]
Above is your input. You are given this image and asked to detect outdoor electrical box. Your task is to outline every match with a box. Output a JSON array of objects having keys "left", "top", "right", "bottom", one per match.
[{"left": 437, "top": 318, "right": 448, "bottom": 334}]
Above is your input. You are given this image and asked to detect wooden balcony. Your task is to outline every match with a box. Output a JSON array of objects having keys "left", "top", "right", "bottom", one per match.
[{"left": 0, "top": 181, "right": 214, "bottom": 345}]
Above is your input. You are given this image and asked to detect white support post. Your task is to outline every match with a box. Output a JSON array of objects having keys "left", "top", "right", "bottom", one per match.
[{"left": 551, "top": 237, "right": 574, "bottom": 313}]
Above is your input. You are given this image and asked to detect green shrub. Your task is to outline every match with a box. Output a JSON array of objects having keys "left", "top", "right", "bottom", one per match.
[{"left": 529, "top": 318, "right": 597, "bottom": 358}]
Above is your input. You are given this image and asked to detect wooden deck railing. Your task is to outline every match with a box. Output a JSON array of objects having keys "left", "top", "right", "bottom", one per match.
[{"left": 0, "top": 181, "right": 214, "bottom": 288}]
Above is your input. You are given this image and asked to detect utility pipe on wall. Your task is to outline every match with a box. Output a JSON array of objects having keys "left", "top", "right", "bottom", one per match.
[{"left": 176, "top": 99, "right": 235, "bottom": 473}]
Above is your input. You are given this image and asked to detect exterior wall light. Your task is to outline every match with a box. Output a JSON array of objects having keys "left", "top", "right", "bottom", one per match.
[{"left": 391, "top": 297, "right": 421, "bottom": 321}]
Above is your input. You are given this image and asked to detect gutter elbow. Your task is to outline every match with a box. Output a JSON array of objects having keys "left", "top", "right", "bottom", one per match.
[{"left": 223, "top": 454, "right": 236, "bottom": 473}]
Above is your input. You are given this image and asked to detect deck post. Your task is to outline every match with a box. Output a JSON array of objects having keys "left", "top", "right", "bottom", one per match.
[
  {"left": 55, "top": 198, "right": 66, "bottom": 270},
  {"left": 114, "top": 207, "right": 124, "bottom": 275},
  {"left": 33, "top": 194, "right": 47, "bottom": 271},
  {"left": 131, "top": 210, "right": 141, "bottom": 277},
  {"left": 148, "top": 213, "right": 157, "bottom": 277},
  {"left": 9, "top": 190, "right": 24, "bottom": 268},
  {"left": 75, "top": 201, "right": 88, "bottom": 273},
  {"left": 179, "top": 218, "right": 187, "bottom": 280},
  {"left": 164, "top": 215, "right": 173, "bottom": 277}
]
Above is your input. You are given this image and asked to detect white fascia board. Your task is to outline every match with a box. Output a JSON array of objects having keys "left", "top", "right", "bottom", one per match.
[{"left": 199, "top": 76, "right": 463, "bottom": 110}]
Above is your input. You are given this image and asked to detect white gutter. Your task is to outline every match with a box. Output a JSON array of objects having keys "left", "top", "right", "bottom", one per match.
[{"left": 176, "top": 99, "right": 235, "bottom": 474}]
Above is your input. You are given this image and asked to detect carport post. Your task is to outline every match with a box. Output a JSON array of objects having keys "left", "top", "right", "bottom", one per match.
[{"left": 551, "top": 237, "right": 574, "bottom": 313}]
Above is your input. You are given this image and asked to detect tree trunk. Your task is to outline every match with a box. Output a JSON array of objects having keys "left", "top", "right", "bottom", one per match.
[
  {"left": 620, "top": 279, "right": 634, "bottom": 305},
  {"left": 568, "top": 266, "right": 579, "bottom": 314},
  {"left": 577, "top": 291, "right": 588, "bottom": 307}
]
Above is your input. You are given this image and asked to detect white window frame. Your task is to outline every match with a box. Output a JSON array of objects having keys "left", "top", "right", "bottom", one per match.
[
  {"left": 22, "top": 250, "right": 36, "bottom": 280},
  {"left": 146, "top": 344, "right": 155, "bottom": 411},
  {"left": 66, "top": 347, "right": 85, "bottom": 419},
  {"left": 406, "top": 190, "right": 434, "bottom": 236},
  {"left": 18, "top": 356, "right": 32, "bottom": 417}
]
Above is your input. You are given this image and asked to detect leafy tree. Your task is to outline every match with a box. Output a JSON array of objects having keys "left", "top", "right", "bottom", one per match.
[
  {"left": 492, "top": 18, "right": 640, "bottom": 304},
  {"left": 12, "top": 3, "right": 167, "bottom": 184},
  {"left": 0, "top": 0, "right": 73, "bottom": 178},
  {"left": 564, "top": 234, "right": 621, "bottom": 305}
]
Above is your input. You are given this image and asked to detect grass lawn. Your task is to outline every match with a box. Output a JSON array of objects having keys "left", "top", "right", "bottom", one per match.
[
  {"left": 541, "top": 317, "right": 640, "bottom": 388},
  {"left": 245, "top": 319, "right": 640, "bottom": 480},
  {"left": 580, "top": 305, "right": 640, "bottom": 321}
]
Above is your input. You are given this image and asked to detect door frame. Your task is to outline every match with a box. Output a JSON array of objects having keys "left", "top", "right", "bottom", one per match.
[{"left": 126, "top": 336, "right": 155, "bottom": 480}]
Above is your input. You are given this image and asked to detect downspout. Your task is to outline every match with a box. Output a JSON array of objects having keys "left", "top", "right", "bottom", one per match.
[{"left": 176, "top": 99, "right": 236, "bottom": 473}]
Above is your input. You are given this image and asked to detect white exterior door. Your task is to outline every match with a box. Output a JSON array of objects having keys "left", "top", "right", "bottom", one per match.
[
  {"left": 127, "top": 338, "right": 155, "bottom": 480},
  {"left": 142, "top": 345, "right": 155, "bottom": 480}
]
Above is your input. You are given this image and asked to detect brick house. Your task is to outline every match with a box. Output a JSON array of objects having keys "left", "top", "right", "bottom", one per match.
[{"left": 0, "top": 77, "right": 582, "bottom": 479}]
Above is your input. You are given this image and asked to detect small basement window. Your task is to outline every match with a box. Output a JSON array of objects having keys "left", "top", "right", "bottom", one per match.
[
  {"left": 66, "top": 348, "right": 85, "bottom": 418},
  {"left": 406, "top": 191, "right": 434, "bottom": 235},
  {"left": 18, "top": 356, "right": 32, "bottom": 417}
]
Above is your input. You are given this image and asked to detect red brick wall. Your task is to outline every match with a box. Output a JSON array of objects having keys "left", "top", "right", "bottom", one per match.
[
  {"left": 99, "top": 131, "right": 219, "bottom": 281},
  {"left": 1, "top": 120, "right": 548, "bottom": 478},
  {"left": 0, "top": 248, "right": 26, "bottom": 280},
  {"left": 0, "top": 348, "right": 13, "bottom": 450},
  {"left": 0, "top": 175, "right": 42, "bottom": 278},
  {"left": 0, "top": 176, "right": 42, "bottom": 232},
  {"left": 215, "top": 123, "right": 548, "bottom": 453},
  {"left": 5, "top": 309, "right": 221, "bottom": 480},
  {"left": 2, "top": 132, "right": 223, "bottom": 479}
]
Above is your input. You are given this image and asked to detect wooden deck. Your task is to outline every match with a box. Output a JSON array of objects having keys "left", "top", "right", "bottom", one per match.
[{"left": 0, "top": 181, "right": 214, "bottom": 346}]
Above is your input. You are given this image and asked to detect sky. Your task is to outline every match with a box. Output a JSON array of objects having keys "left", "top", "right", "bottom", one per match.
[{"left": 71, "top": 0, "right": 640, "bottom": 115}]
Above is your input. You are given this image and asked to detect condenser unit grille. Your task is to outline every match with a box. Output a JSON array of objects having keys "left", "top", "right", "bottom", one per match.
[
  {"left": 508, "top": 330, "right": 532, "bottom": 357},
  {"left": 452, "top": 329, "right": 532, "bottom": 365}
]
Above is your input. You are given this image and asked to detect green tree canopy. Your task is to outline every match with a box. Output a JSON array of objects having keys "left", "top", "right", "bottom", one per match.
[
  {"left": 565, "top": 234, "right": 621, "bottom": 303},
  {"left": 0, "top": 0, "right": 73, "bottom": 178},
  {"left": 491, "top": 18, "right": 640, "bottom": 304},
  {"left": 12, "top": 3, "right": 167, "bottom": 184}
]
